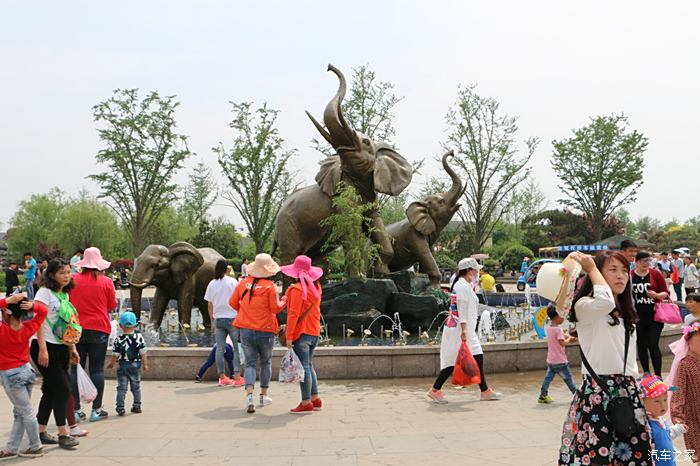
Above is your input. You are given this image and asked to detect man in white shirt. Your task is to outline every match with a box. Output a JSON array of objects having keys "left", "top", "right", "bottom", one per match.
[{"left": 683, "top": 257, "right": 699, "bottom": 299}]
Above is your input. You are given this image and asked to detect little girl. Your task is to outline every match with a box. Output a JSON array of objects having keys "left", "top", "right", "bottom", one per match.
[
  {"left": 0, "top": 293, "right": 48, "bottom": 460},
  {"left": 669, "top": 322, "right": 700, "bottom": 464},
  {"left": 639, "top": 374, "right": 687, "bottom": 466}
]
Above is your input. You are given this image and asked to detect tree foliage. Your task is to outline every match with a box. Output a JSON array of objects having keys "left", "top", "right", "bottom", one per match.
[
  {"left": 146, "top": 206, "right": 198, "bottom": 247},
  {"left": 191, "top": 217, "right": 242, "bottom": 259},
  {"left": 506, "top": 178, "right": 547, "bottom": 243},
  {"left": 181, "top": 162, "right": 217, "bottom": 226},
  {"left": 445, "top": 84, "right": 538, "bottom": 253},
  {"left": 89, "top": 89, "right": 191, "bottom": 255},
  {"left": 313, "top": 64, "right": 402, "bottom": 157},
  {"left": 216, "top": 102, "right": 296, "bottom": 254},
  {"left": 551, "top": 114, "right": 647, "bottom": 241},
  {"left": 320, "top": 182, "right": 380, "bottom": 278},
  {"left": 379, "top": 192, "right": 409, "bottom": 226}
]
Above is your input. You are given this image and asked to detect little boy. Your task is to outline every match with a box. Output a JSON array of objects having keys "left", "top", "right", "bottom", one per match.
[
  {"left": 538, "top": 305, "right": 577, "bottom": 403},
  {"left": 639, "top": 374, "right": 687, "bottom": 466},
  {"left": 107, "top": 312, "right": 148, "bottom": 416}
]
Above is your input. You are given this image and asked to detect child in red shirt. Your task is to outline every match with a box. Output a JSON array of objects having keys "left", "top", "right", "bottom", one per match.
[{"left": 0, "top": 293, "right": 48, "bottom": 460}]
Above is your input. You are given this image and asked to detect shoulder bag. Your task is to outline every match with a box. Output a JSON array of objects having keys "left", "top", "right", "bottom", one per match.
[
  {"left": 579, "top": 330, "right": 644, "bottom": 438},
  {"left": 278, "top": 303, "right": 314, "bottom": 347}
]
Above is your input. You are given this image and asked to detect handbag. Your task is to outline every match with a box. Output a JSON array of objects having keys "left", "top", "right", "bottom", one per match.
[
  {"left": 654, "top": 298, "right": 682, "bottom": 324},
  {"left": 579, "top": 330, "right": 644, "bottom": 438},
  {"left": 278, "top": 303, "right": 314, "bottom": 347}
]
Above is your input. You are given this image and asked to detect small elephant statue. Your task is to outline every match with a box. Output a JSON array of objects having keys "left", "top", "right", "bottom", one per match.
[
  {"left": 129, "top": 242, "right": 225, "bottom": 329},
  {"left": 386, "top": 150, "right": 463, "bottom": 285}
]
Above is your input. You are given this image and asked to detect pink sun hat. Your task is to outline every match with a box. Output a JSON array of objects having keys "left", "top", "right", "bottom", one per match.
[
  {"left": 280, "top": 255, "right": 323, "bottom": 300},
  {"left": 75, "top": 247, "right": 111, "bottom": 271}
]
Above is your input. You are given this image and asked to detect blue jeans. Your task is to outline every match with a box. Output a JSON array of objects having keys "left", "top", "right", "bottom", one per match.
[
  {"left": 673, "top": 281, "right": 683, "bottom": 301},
  {"left": 197, "top": 344, "right": 235, "bottom": 378},
  {"left": 116, "top": 361, "right": 142, "bottom": 409},
  {"left": 72, "top": 329, "right": 109, "bottom": 410},
  {"left": 0, "top": 364, "right": 41, "bottom": 453},
  {"left": 292, "top": 334, "right": 319, "bottom": 401},
  {"left": 540, "top": 362, "right": 577, "bottom": 396},
  {"left": 24, "top": 279, "right": 35, "bottom": 300},
  {"left": 239, "top": 328, "right": 274, "bottom": 389},
  {"left": 215, "top": 318, "right": 241, "bottom": 376}
]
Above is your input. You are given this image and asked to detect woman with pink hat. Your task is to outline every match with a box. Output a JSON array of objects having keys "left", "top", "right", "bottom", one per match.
[
  {"left": 69, "top": 247, "right": 118, "bottom": 423},
  {"left": 281, "top": 255, "right": 323, "bottom": 414},
  {"left": 229, "top": 253, "right": 287, "bottom": 414}
]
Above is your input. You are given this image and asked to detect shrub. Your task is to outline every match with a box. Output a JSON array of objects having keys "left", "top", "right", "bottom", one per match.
[{"left": 500, "top": 245, "right": 534, "bottom": 271}]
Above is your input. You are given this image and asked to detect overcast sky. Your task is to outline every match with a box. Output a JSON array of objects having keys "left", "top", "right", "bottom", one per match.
[{"left": 2, "top": 0, "right": 699, "bottom": 231}]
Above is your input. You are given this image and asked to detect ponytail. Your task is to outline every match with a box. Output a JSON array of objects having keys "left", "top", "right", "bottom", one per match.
[{"left": 450, "top": 269, "right": 469, "bottom": 292}]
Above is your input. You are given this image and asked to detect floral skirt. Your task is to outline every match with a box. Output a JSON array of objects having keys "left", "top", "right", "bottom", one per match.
[{"left": 559, "top": 374, "right": 652, "bottom": 466}]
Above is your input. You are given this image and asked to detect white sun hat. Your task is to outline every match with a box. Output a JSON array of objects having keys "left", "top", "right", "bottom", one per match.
[{"left": 536, "top": 257, "right": 582, "bottom": 317}]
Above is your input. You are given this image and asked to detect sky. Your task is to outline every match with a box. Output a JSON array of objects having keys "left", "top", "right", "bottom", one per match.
[{"left": 2, "top": 0, "right": 699, "bottom": 232}]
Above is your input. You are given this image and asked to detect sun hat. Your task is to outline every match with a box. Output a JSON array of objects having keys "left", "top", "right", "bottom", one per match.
[
  {"left": 536, "top": 257, "right": 582, "bottom": 317},
  {"left": 75, "top": 247, "right": 111, "bottom": 271},
  {"left": 457, "top": 257, "right": 483, "bottom": 271},
  {"left": 119, "top": 311, "right": 137, "bottom": 328},
  {"left": 246, "top": 253, "right": 281, "bottom": 278},
  {"left": 280, "top": 255, "right": 323, "bottom": 300},
  {"left": 639, "top": 374, "right": 677, "bottom": 399}
]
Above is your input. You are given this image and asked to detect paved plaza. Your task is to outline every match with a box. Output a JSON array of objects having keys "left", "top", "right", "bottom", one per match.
[{"left": 1, "top": 358, "right": 686, "bottom": 466}]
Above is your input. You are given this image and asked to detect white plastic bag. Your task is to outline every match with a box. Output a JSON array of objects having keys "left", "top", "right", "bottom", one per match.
[
  {"left": 76, "top": 364, "right": 98, "bottom": 404},
  {"left": 278, "top": 349, "right": 305, "bottom": 384}
]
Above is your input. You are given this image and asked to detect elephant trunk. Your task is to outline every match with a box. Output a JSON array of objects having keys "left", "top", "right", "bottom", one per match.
[
  {"left": 130, "top": 286, "right": 143, "bottom": 317},
  {"left": 322, "top": 64, "right": 356, "bottom": 149},
  {"left": 442, "top": 150, "right": 462, "bottom": 206}
]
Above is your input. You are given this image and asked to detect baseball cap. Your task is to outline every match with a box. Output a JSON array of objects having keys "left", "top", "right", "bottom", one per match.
[
  {"left": 119, "top": 311, "right": 137, "bottom": 328},
  {"left": 639, "top": 374, "right": 676, "bottom": 399},
  {"left": 457, "top": 257, "right": 483, "bottom": 271}
]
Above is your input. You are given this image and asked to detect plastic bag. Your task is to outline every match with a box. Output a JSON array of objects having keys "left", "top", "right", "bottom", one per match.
[
  {"left": 278, "top": 349, "right": 305, "bottom": 384},
  {"left": 76, "top": 364, "right": 98, "bottom": 404},
  {"left": 451, "top": 341, "right": 481, "bottom": 387}
]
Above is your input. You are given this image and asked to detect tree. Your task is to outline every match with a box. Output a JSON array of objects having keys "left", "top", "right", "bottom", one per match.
[
  {"left": 551, "top": 114, "right": 647, "bottom": 241},
  {"left": 89, "top": 89, "right": 191, "bottom": 255},
  {"left": 146, "top": 206, "right": 198, "bottom": 246},
  {"left": 507, "top": 178, "right": 547, "bottom": 243},
  {"left": 521, "top": 209, "right": 589, "bottom": 252},
  {"left": 7, "top": 188, "right": 65, "bottom": 257},
  {"left": 216, "top": 102, "right": 296, "bottom": 254},
  {"left": 379, "top": 192, "right": 409, "bottom": 226},
  {"left": 191, "top": 217, "right": 242, "bottom": 259},
  {"left": 55, "top": 190, "right": 125, "bottom": 259},
  {"left": 312, "top": 64, "right": 402, "bottom": 157},
  {"left": 320, "top": 182, "right": 380, "bottom": 277},
  {"left": 444, "top": 84, "right": 538, "bottom": 252},
  {"left": 181, "top": 162, "right": 217, "bottom": 226}
]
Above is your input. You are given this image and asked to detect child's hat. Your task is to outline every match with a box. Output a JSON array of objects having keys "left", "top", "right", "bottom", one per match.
[
  {"left": 119, "top": 311, "right": 137, "bottom": 328},
  {"left": 639, "top": 374, "right": 676, "bottom": 398},
  {"left": 683, "top": 321, "right": 700, "bottom": 340}
]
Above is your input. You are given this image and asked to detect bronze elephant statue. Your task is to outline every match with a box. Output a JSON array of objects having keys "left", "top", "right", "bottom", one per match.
[
  {"left": 386, "top": 150, "right": 463, "bottom": 285},
  {"left": 273, "top": 64, "right": 413, "bottom": 274},
  {"left": 129, "top": 242, "right": 224, "bottom": 329}
]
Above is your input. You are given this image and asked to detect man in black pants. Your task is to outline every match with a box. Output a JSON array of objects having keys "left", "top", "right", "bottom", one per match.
[
  {"left": 631, "top": 251, "right": 670, "bottom": 376},
  {"left": 4, "top": 262, "right": 20, "bottom": 294}
]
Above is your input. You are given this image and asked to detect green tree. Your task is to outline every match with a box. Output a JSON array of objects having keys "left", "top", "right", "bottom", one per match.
[
  {"left": 146, "top": 207, "right": 198, "bottom": 246},
  {"left": 320, "top": 182, "right": 380, "bottom": 278},
  {"left": 312, "top": 64, "right": 402, "bottom": 157},
  {"left": 551, "top": 114, "right": 647, "bottom": 241},
  {"left": 506, "top": 178, "right": 547, "bottom": 243},
  {"left": 181, "top": 162, "right": 217, "bottom": 226},
  {"left": 379, "top": 192, "right": 409, "bottom": 226},
  {"left": 191, "top": 217, "right": 242, "bottom": 259},
  {"left": 89, "top": 89, "right": 191, "bottom": 255},
  {"left": 55, "top": 190, "right": 125, "bottom": 259},
  {"left": 216, "top": 102, "right": 296, "bottom": 254},
  {"left": 7, "top": 188, "right": 65, "bottom": 257},
  {"left": 445, "top": 84, "right": 538, "bottom": 253}
]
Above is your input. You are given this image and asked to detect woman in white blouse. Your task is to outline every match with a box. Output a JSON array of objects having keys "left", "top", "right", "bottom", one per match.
[
  {"left": 427, "top": 258, "right": 501, "bottom": 404},
  {"left": 559, "top": 251, "right": 652, "bottom": 466}
]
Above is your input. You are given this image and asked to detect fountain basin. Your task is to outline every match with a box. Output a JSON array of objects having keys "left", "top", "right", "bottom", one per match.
[{"left": 97, "top": 327, "right": 684, "bottom": 381}]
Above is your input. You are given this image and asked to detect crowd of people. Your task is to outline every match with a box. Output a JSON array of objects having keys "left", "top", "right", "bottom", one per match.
[{"left": 1, "top": 241, "right": 700, "bottom": 464}]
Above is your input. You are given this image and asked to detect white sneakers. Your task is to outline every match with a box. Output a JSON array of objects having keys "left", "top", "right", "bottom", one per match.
[{"left": 246, "top": 394, "right": 273, "bottom": 413}]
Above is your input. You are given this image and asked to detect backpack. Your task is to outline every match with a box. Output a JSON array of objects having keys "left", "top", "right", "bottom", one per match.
[{"left": 49, "top": 291, "right": 82, "bottom": 345}]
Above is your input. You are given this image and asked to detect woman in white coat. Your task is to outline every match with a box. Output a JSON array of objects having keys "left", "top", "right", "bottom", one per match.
[{"left": 427, "top": 258, "right": 502, "bottom": 403}]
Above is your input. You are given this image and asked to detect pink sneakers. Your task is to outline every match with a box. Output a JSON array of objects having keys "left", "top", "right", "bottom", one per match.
[
  {"left": 218, "top": 376, "right": 234, "bottom": 387},
  {"left": 427, "top": 388, "right": 448, "bottom": 404}
]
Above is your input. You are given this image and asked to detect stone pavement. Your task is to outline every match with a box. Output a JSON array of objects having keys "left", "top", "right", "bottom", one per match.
[{"left": 0, "top": 359, "right": 686, "bottom": 466}]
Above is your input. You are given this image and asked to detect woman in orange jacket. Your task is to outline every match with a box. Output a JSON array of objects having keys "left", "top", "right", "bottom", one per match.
[
  {"left": 281, "top": 255, "right": 323, "bottom": 414},
  {"left": 229, "top": 254, "right": 286, "bottom": 414}
]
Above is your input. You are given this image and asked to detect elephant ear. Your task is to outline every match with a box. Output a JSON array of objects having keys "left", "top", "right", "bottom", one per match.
[
  {"left": 406, "top": 201, "right": 436, "bottom": 236},
  {"left": 373, "top": 143, "right": 413, "bottom": 196},
  {"left": 315, "top": 155, "right": 343, "bottom": 196},
  {"left": 168, "top": 242, "right": 204, "bottom": 284}
]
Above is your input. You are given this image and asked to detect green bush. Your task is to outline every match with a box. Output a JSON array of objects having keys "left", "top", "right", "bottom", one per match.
[
  {"left": 433, "top": 251, "right": 457, "bottom": 270},
  {"left": 500, "top": 245, "right": 534, "bottom": 271}
]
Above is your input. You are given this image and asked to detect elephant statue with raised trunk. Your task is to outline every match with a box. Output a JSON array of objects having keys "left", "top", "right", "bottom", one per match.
[
  {"left": 273, "top": 64, "right": 413, "bottom": 274},
  {"left": 386, "top": 150, "right": 463, "bottom": 285},
  {"left": 129, "top": 242, "right": 224, "bottom": 329}
]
